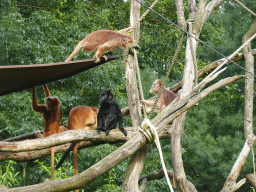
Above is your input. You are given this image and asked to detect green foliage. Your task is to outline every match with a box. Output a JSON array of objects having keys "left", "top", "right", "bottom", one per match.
[{"left": 0, "top": 161, "right": 19, "bottom": 187}]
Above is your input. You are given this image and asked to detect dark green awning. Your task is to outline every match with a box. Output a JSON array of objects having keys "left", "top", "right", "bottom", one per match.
[{"left": 0, "top": 56, "right": 119, "bottom": 96}]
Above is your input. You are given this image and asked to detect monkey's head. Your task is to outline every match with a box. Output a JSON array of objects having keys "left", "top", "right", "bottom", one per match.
[
  {"left": 122, "top": 35, "right": 133, "bottom": 48},
  {"left": 100, "top": 89, "right": 114, "bottom": 104},
  {"left": 46, "top": 97, "right": 61, "bottom": 109},
  {"left": 150, "top": 79, "right": 163, "bottom": 94}
]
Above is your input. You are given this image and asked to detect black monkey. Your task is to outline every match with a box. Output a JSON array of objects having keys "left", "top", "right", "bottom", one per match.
[{"left": 97, "top": 89, "right": 127, "bottom": 136}]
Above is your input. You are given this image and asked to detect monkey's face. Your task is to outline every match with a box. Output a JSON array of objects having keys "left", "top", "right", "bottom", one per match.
[
  {"left": 150, "top": 82, "right": 160, "bottom": 94},
  {"left": 122, "top": 36, "right": 133, "bottom": 48},
  {"left": 100, "top": 89, "right": 114, "bottom": 104}
]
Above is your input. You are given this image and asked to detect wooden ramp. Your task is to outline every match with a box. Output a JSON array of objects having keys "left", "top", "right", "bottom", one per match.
[{"left": 0, "top": 56, "right": 119, "bottom": 96}]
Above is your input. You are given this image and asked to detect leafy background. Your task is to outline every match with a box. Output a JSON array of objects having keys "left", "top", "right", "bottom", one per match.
[{"left": 0, "top": 0, "right": 256, "bottom": 191}]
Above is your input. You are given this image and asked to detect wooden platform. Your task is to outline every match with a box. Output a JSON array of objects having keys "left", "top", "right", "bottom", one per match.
[{"left": 0, "top": 56, "right": 119, "bottom": 96}]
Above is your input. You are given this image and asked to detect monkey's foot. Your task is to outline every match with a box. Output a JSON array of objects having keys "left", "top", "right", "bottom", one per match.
[
  {"left": 103, "top": 55, "right": 108, "bottom": 61},
  {"left": 120, "top": 128, "right": 127, "bottom": 136},
  {"left": 94, "top": 58, "right": 100, "bottom": 63},
  {"left": 35, "top": 130, "right": 43, "bottom": 138},
  {"left": 96, "top": 129, "right": 101, "bottom": 135}
]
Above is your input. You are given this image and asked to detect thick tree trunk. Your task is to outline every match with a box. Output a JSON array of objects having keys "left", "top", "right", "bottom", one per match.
[
  {"left": 243, "top": 20, "right": 256, "bottom": 139},
  {"left": 122, "top": 1, "right": 150, "bottom": 191},
  {"left": 172, "top": 0, "right": 226, "bottom": 191}
]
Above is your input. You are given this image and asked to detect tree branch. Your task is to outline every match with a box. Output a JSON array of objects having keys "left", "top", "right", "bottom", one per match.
[
  {"left": 170, "top": 48, "right": 256, "bottom": 93},
  {"left": 221, "top": 135, "right": 256, "bottom": 191},
  {"left": 175, "top": 0, "right": 186, "bottom": 29},
  {"left": 138, "top": 169, "right": 174, "bottom": 183}
]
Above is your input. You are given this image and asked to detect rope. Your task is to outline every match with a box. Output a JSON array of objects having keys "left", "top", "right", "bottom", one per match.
[
  {"left": 188, "top": 20, "right": 198, "bottom": 86},
  {"left": 133, "top": 49, "right": 148, "bottom": 118},
  {"left": 141, "top": 119, "right": 175, "bottom": 192},
  {"left": 129, "top": 0, "right": 160, "bottom": 34},
  {"left": 148, "top": 26, "right": 186, "bottom": 119},
  {"left": 233, "top": 0, "right": 256, "bottom": 17},
  {"left": 122, "top": 0, "right": 160, "bottom": 68},
  {"left": 135, "top": 0, "right": 256, "bottom": 79}
]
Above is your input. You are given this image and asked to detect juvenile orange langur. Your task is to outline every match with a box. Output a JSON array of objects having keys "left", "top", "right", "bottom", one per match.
[
  {"left": 65, "top": 29, "right": 133, "bottom": 63},
  {"left": 141, "top": 80, "right": 177, "bottom": 113},
  {"left": 32, "top": 84, "right": 66, "bottom": 180}
]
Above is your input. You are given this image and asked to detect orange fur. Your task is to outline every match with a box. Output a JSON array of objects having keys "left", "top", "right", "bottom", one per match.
[
  {"left": 32, "top": 85, "right": 66, "bottom": 180},
  {"left": 32, "top": 85, "right": 65, "bottom": 137},
  {"left": 66, "top": 105, "right": 98, "bottom": 130},
  {"left": 65, "top": 29, "right": 133, "bottom": 63},
  {"left": 65, "top": 105, "right": 98, "bottom": 185},
  {"left": 142, "top": 80, "right": 177, "bottom": 113}
]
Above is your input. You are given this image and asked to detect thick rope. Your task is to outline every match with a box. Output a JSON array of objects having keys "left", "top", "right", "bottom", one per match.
[
  {"left": 148, "top": 26, "right": 186, "bottom": 119},
  {"left": 141, "top": 119, "right": 174, "bottom": 192},
  {"left": 233, "top": 0, "right": 256, "bottom": 17},
  {"left": 188, "top": 20, "right": 198, "bottom": 86}
]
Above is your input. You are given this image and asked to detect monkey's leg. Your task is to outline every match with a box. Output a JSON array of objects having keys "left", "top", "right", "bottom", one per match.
[
  {"left": 94, "top": 43, "right": 112, "bottom": 63},
  {"left": 51, "top": 147, "right": 55, "bottom": 180},
  {"left": 73, "top": 144, "right": 79, "bottom": 192},
  {"left": 65, "top": 41, "right": 84, "bottom": 62}
]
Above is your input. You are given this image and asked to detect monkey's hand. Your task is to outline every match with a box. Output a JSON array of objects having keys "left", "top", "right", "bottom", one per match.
[
  {"left": 128, "top": 44, "right": 140, "bottom": 54},
  {"left": 119, "top": 127, "right": 127, "bottom": 136},
  {"left": 141, "top": 99, "right": 150, "bottom": 105},
  {"left": 131, "top": 44, "right": 140, "bottom": 50}
]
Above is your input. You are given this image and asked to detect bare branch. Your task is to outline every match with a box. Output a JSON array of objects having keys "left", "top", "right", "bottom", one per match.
[
  {"left": 139, "top": 169, "right": 174, "bottom": 183},
  {"left": 175, "top": 0, "right": 186, "bottom": 28},
  {"left": 221, "top": 135, "right": 256, "bottom": 192}
]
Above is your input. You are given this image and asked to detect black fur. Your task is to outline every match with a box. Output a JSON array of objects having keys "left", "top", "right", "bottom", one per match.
[
  {"left": 56, "top": 142, "right": 77, "bottom": 170},
  {"left": 97, "top": 89, "right": 127, "bottom": 136}
]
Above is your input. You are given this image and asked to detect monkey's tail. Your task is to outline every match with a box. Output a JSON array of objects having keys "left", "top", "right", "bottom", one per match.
[{"left": 56, "top": 142, "right": 77, "bottom": 170}]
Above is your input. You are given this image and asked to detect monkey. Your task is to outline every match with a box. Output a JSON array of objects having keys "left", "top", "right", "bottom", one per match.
[
  {"left": 97, "top": 89, "right": 127, "bottom": 136},
  {"left": 32, "top": 84, "right": 66, "bottom": 180},
  {"left": 65, "top": 29, "right": 133, "bottom": 63},
  {"left": 141, "top": 79, "right": 177, "bottom": 113},
  {"left": 56, "top": 105, "right": 98, "bottom": 181}
]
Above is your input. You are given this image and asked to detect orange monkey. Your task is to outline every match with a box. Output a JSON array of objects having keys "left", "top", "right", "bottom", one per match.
[
  {"left": 32, "top": 84, "right": 66, "bottom": 180},
  {"left": 141, "top": 79, "right": 177, "bottom": 113},
  {"left": 56, "top": 105, "right": 98, "bottom": 185},
  {"left": 65, "top": 29, "right": 133, "bottom": 63}
]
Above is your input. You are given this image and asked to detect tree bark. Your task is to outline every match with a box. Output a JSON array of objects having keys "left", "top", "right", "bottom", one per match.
[
  {"left": 0, "top": 128, "right": 171, "bottom": 161},
  {"left": 245, "top": 173, "right": 256, "bottom": 189},
  {"left": 243, "top": 20, "right": 256, "bottom": 139}
]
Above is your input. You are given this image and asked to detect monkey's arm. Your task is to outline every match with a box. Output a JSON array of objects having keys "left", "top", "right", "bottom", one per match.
[
  {"left": 32, "top": 87, "right": 46, "bottom": 113},
  {"left": 97, "top": 109, "right": 103, "bottom": 129},
  {"left": 43, "top": 84, "right": 51, "bottom": 97},
  {"left": 115, "top": 104, "right": 127, "bottom": 136}
]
